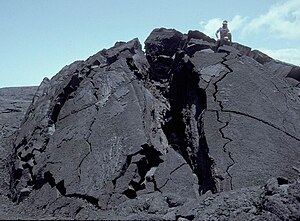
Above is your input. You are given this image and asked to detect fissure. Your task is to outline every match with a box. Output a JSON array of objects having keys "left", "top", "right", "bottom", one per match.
[
  {"left": 210, "top": 52, "right": 236, "bottom": 189},
  {"left": 159, "top": 52, "right": 217, "bottom": 194}
]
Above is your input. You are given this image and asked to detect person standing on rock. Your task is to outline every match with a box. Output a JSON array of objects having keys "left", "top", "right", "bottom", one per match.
[{"left": 215, "top": 20, "right": 232, "bottom": 51}]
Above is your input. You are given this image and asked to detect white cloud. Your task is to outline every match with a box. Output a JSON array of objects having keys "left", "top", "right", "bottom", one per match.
[
  {"left": 241, "top": 0, "right": 300, "bottom": 40},
  {"left": 200, "top": 18, "right": 223, "bottom": 38},
  {"left": 258, "top": 48, "right": 300, "bottom": 66},
  {"left": 199, "top": 0, "right": 300, "bottom": 66},
  {"left": 200, "top": 0, "right": 300, "bottom": 41},
  {"left": 229, "top": 15, "right": 248, "bottom": 32},
  {"left": 200, "top": 15, "right": 247, "bottom": 39}
]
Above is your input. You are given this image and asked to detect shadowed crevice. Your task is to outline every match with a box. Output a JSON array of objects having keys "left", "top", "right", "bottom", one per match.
[{"left": 161, "top": 52, "right": 217, "bottom": 194}]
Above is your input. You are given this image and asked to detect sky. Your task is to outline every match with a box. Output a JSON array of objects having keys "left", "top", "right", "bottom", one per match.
[{"left": 1, "top": 0, "right": 299, "bottom": 88}]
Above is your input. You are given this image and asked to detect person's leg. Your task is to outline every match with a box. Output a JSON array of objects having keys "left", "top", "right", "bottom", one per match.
[
  {"left": 215, "top": 39, "right": 220, "bottom": 52},
  {"left": 228, "top": 33, "right": 232, "bottom": 42}
]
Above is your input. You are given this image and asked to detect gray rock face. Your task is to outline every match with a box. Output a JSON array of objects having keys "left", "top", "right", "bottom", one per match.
[
  {"left": 0, "top": 86, "right": 37, "bottom": 219},
  {"left": 0, "top": 87, "right": 37, "bottom": 139},
  {"left": 1, "top": 28, "right": 300, "bottom": 220}
]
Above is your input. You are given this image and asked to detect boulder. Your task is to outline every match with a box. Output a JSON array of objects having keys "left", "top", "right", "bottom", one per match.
[{"left": 1, "top": 28, "right": 299, "bottom": 220}]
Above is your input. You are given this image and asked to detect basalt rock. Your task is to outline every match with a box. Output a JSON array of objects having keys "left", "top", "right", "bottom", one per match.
[
  {"left": 1, "top": 28, "right": 300, "bottom": 220},
  {"left": 0, "top": 86, "right": 38, "bottom": 219}
]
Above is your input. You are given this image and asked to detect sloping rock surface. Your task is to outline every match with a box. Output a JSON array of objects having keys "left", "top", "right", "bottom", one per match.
[
  {"left": 0, "top": 86, "right": 37, "bottom": 219},
  {"left": 1, "top": 28, "right": 300, "bottom": 220}
]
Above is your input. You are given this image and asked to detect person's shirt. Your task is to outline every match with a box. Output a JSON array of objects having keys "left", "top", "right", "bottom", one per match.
[{"left": 216, "top": 27, "right": 230, "bottom": 39}]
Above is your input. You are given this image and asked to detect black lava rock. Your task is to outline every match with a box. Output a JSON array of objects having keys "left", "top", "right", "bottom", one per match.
[{"left": 1, "top": 28, "right": 299, "bottom": 220}]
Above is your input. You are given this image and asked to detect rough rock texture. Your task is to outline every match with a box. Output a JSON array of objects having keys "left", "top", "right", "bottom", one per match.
[
  {"left": 1, "top": 28, "right": 300, "bottom": 220},
  {"left": 0, "top": 86, "right": 37, "bottom": 219}
]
